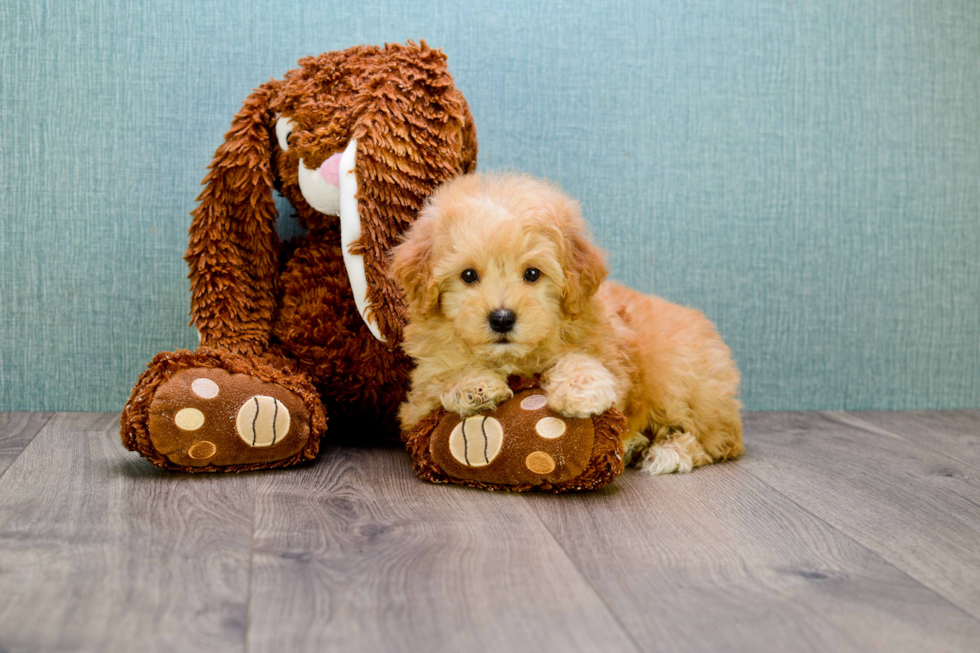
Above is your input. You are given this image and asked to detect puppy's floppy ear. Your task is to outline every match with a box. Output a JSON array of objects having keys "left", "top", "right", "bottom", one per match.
[
  {"left": 389, "top": 215, "right": 441, "bottom": 318},
  {"left": 185, "top": 79, "right": 282, "bottom": 355},
  {"left": 557, "top": 202, "right": 608, "bottom": 317}
]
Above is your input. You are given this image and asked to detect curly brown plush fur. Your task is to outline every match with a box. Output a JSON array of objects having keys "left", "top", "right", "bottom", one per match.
[{"left": 122, "top": 42, "right": 477, "bottom": 471}]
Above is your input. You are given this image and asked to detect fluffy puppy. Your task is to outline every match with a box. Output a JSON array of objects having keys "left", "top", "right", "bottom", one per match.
[{"left": 390, "top": 174, "right": 743, "bottom": 474}]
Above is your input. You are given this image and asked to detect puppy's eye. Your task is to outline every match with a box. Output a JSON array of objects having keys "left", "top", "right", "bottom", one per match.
[
  {"left": 460, "top": 268, "right": 480, "bottom": 284},
  {"left": 523, "top": 267, "right": 541, "bottom": 283}
]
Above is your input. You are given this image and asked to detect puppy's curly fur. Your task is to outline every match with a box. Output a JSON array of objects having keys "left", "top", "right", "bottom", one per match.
[{"left": 390, "top": 174, "right": 743, "bottom": 474}]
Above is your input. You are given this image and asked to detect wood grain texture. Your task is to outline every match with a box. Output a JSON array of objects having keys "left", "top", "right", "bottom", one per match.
[
  {"left": 5, "top": 410, "right": 980, "bottom": 652},
  {"left": 847, "top": 410, "right": 980, "bottom": 471},
  {"left": 526, "top": 463, "right": 980, "bottom": 653},
  {"left": 0, "top": 412, "right": 52, "bottom": 477},
  {"left": 0, "top": 413, "right": 255, "bottom": 653},
  {"left": 741, "top": 411, "right": 980, "bottom": 621},
  {"left": 246, "top": 445, "right": 640, "bottom": 653}
]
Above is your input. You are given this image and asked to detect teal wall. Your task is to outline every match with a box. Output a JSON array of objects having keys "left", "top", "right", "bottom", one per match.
[{"left": 2, "top": 0, "right": 978, "bottom": 412}]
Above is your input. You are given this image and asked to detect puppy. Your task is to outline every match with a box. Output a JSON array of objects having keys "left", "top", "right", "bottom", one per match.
[{"left": 389, "top": 174, "right": 743, "bottom": 474}]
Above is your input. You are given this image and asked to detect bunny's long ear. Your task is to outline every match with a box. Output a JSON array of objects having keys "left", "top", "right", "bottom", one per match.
[
  {"left": 185, "top": 80, "right": 282, "bottom": 355},
  {"left": 349, "top": 42, "right": 474, "bottom": 344}
]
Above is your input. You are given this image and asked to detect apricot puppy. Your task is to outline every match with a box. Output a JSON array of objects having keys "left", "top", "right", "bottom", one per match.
[{"left": 390, "top": 174, "right": 743, "bottom": 474}]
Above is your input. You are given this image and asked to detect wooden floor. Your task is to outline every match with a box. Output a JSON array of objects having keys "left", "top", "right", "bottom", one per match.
[{"left": 1, "top": 411, "right": 979, "bottom": 652}]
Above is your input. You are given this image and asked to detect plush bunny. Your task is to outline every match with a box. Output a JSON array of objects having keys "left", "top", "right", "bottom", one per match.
[{"left": 121, "top": 42, "right": 477, "bottom": 471}]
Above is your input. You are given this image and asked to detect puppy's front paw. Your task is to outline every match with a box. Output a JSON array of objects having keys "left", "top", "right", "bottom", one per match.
[
  {"left": 546, "top": 380, "right": 617, "bottom": 418},
  {"left": 621, "top": 431, "right": 651, "bottom": 466},
  {"left": 441, "top": 374, "right": 513, "bottom": 416},
  {"left": 544, "top": 354, "right": 619, "bottom": 418}
]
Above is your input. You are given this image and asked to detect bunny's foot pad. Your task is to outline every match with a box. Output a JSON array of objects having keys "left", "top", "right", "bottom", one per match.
[
  {"left": 121, "top": 348, "right": 327, "bottom": 472},
  {"left": 404, "top": 377, "right": 626, "bottom": 492}
]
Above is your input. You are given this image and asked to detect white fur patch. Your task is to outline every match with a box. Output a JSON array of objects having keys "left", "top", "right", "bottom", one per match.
[
  {"left": 297, "top": 157, "right": 341, "bottom": 215},
  {"left": 275, "top": 116, "right": 295, "bottom": 151}
]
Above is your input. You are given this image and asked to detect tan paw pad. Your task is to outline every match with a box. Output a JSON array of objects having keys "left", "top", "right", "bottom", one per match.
[
  {"left": 525, "top": 451, "right": 556, "bottom": 474},
  {"left": 520, "top": 394, "right": 548, "bottom": 411},
  {"left": 187, "top": 440, "right": 217, "bottom": 460},
  {"left": 191, "top": 377, "right": 220, "bottom": 398},
  {"left": 448, "top": 416, "right": 503, "bottom": 467},
  {"left": 236, "top": 396, "right": 290, "bottom": 447},
  {"left": 534, "top": 416, "right": 567, "bottom": 439},
  {"left": 174, "top": 408, "right": 205, "bottom": 431}
]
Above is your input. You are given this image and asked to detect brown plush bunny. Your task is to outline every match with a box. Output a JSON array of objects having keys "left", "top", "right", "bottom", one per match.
[{"left": 120, "top": 42, "right": 477, "bottom": 471}]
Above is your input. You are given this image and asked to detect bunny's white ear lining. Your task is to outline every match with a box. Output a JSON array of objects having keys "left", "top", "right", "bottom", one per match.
[
  {"left": 338, "top": 139, "right": 385, "bottom": 342},
  {"left": 272, "top": 116, "right": 385, "bottom": 343}
]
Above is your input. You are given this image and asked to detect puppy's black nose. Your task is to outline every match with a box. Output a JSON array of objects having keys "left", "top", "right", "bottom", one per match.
[{"left": 489, "top": 309, "right": 516, "bottom": 334}]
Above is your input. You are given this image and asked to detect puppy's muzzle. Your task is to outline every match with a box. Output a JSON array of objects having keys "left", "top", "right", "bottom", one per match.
[{"left": 489, "top": 309, "right": 517, "bottom": 334}]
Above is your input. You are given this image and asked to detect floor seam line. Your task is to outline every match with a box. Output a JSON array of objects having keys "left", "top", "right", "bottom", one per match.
[
  {"left": 738, "top": 459, "right": 980, "bottom": 625},
  {"left": 243, "top": 476, "right": 259, "bottom": 653},
  {"left": 825, "top": 411, "right": 980, "bottom": 475},
  {"left": 0, "top": 412, "right": 56, "bottom": 484},
  {"left": 520, "top": 494, "right": 647, "bottom": 653}
]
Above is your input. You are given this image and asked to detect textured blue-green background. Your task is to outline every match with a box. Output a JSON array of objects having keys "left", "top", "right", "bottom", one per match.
[{"left": 1, "top": 0, "right": 978, "bottom": 412}]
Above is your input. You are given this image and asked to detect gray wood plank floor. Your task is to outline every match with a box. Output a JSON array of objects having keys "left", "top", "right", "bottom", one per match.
[{"left": 1, "top": 410, "right": 978, "bottom": 653}]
